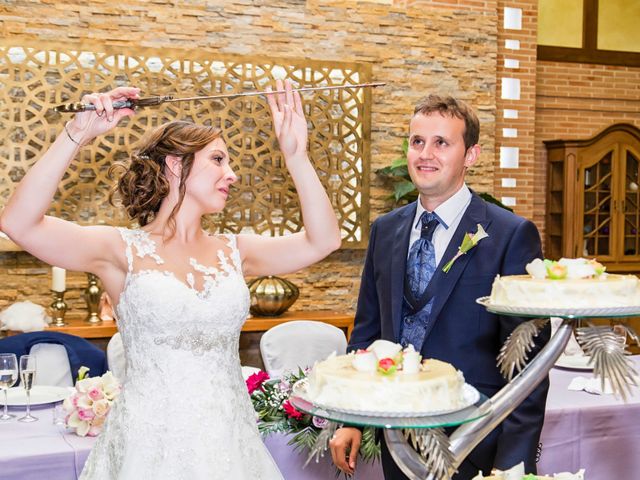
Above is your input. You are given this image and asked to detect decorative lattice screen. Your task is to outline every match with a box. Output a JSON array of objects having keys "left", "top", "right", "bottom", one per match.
[{"left": 0, "top": 42, "right": 371, "bottom": 246}]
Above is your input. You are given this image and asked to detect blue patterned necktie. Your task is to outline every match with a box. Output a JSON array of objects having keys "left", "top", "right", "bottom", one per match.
[{"left": 406, "top": 212, "right": 440, "bottom": 300}]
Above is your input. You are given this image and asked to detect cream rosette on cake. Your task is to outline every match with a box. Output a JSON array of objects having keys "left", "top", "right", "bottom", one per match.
[{"left": 306, "top": 340, "right": 468, "bottom": 414}]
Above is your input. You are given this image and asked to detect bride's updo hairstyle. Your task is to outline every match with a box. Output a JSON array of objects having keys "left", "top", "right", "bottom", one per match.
[{"left": 110, "top": 120, "right": 222, "bottom": 233}]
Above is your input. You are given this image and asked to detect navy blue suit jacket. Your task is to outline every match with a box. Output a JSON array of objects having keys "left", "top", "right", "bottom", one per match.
[{"left": 349, "top": 193, "right": 549, "bottom": 475}]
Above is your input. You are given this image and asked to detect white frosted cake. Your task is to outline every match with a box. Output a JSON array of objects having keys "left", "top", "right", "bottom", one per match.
[
  {"left": 490, "top": 258, "right": 640, "bottom": 308},
  {"left": 305, "top": 340, "right": 466, "bottom": 413}
]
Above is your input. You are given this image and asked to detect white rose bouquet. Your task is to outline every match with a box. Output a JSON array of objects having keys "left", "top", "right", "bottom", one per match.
[{"left": 62, "top": 366, "right": 121, "bottom": 437}]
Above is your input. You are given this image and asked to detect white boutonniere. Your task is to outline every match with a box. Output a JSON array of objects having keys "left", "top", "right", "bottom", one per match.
[{"left": 442, "top": 224, "right": 489, "bottom": 273}]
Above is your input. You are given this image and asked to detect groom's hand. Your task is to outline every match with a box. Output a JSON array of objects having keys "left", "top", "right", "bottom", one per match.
[{"left": 329, "top": 427, "right": 362, "bottom": 475}]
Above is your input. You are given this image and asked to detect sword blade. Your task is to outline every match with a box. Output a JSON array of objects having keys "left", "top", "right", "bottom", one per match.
[
  {"left": 163, "top": 82, "right": 386, "bottom": 103},
  {"left": 53, "top": 82, "right": 385, "bottom": 113}
]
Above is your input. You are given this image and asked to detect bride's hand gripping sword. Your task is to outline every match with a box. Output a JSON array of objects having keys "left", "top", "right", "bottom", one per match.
[{"left": 53, "top": 82, "right": 386, "bottom": 113}]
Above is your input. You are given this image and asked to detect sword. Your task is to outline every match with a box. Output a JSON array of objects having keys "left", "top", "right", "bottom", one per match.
[{"left": 53, "top": 82, "right": 386, "bottom": 113}]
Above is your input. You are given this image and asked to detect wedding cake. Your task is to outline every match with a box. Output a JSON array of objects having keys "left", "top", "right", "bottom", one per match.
[
  {"left": 489, "top": 258, "right": 640, "bottom": 308},
  {"left": 305, "top": 340, "right": 467, "bottom": 413}
]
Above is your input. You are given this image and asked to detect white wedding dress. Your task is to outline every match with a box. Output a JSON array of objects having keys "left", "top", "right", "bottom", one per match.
[{"left": 80, "top": 228, "right": 283, "bottom": 479}]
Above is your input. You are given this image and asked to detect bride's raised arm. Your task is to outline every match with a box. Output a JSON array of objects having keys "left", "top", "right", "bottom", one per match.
[
  {"left": 237, "top": 79, "right": 341, "bottom": 277},
  {"left": 0, "top": 87, "right": 139, "bottom": 276}
]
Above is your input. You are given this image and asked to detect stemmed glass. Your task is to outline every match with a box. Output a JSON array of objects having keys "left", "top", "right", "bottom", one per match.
[
  {"left": 0, "top": 353, "right": 18, "bottom": 421},
  {"left": 18, "top": 355, "right": 37, "bottom": 423}
]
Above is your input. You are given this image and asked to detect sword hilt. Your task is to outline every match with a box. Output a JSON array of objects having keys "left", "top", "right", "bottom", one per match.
[{"left": 53, "top": 95, "right": 174, "bottom": 113}]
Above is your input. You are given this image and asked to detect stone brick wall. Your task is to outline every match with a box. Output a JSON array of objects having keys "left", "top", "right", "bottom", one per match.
[
  {"left": 534, "top": 61, "right": 640, "bottom": 244},
  {"left": 0, "top": 0, "right": 499, "bottom": 315}
]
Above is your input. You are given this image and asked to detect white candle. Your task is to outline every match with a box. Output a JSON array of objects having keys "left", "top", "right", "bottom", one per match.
[{"left": 52, "top": 267, "right": 66, "bottom": 292}]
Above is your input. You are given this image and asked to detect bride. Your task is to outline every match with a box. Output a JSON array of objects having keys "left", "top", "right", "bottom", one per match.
[{"left": 0, "top": 80, "right": 340, "bottom": 479}]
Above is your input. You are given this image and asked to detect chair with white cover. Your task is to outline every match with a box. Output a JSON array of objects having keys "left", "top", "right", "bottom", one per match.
[
  {"left": 29, "top": 343, "right": 73, "bottom": 387},
  {"left": 0, "top": 331, "right": 106, "bottom": 387},
  {"left": 260, "top": 320, "right": 347, "bottom": 377},
  {"left": 106, "top": 332, "right": 127, "bottom": 383}
]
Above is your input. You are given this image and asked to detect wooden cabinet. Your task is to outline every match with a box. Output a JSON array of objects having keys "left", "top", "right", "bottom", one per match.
[{"left": 545, "top": 124, "right": 640, "bottom": 272}]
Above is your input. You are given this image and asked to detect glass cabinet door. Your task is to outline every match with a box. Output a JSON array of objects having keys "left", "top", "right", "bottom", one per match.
[
  {"left": 622, "top": 148, "right": 640, "bottom": 260},
  {"left": 581, "top": 150, "right": 614, "bottom": 259}
]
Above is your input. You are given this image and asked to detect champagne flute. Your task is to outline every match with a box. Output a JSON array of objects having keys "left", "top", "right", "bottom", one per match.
[
  {"left": 0, "top": 353, "right": 18, "bottom": 421},
  {"left": 18, "top": 355, "right": 37, "bottom": 423}
]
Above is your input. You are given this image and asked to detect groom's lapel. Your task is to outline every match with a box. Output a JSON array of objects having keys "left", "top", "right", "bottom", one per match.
[
  {"left": 390, "top": 203, "right": 417, "bottom": 342},
  {"left": 421, "top": 194, "right": 491, "bottom": 342}
]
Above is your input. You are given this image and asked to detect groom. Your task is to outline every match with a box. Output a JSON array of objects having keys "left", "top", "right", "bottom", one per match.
[{"left": 330, "top": 95, "right": 549, "bottom": 479}]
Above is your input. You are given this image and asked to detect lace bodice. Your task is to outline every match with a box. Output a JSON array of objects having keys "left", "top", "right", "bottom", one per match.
[
  {"left": 116, "top": 228, "right": 250, "bottom": 359},
  {"left": 80, "top": 228, "right": 282, "bottom": 479}
]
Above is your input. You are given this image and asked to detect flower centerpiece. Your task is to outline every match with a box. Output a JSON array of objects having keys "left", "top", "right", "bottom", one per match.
[
  {"left": 63, "top": 366, "right": 121, "bottom": 437},
  {"left": 246, "top": 368, "right": 380, "bottom": 470}
]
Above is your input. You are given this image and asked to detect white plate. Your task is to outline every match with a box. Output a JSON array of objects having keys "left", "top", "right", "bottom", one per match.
[
  {"left": 4, "top": 386, "right": 71, "bottom": 406},
  {"left": 554, "top": 354, "right": 593, "bottom": 371},
  {"left": 476, "top": 296, "right": 640, "bottom": 318},
  {"left": 294, "top": 382, "right": 481, "bottom": 418}
]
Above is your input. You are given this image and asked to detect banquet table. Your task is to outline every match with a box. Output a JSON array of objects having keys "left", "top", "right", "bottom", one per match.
[
  {"left": 537, "top": 355, "right": 640, "bottom": 479},
  {"left": 0, "top": 403, "right": 384, "bottom": 480},
  {"left": 2, "top": 358, "right": 639, "bottom": 479}
]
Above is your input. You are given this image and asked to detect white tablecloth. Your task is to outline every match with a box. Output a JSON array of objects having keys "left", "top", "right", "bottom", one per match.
[
  {"left": 0, "top": 405, "right": 383, "bottom": 479},
  {"left": 537, "top": 355, "right": 640, "bottom": 479}
]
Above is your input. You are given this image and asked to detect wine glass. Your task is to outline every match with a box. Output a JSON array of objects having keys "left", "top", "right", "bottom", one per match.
[
  {"left": 0, "top": 353, "right": 18, "bottom": 421},
  {"left": 18, "top": 355, "right": 37, "bottom": 423}
]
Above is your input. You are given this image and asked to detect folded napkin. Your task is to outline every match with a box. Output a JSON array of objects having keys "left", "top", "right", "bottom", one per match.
[
  {"left": 0, "top": 301, "right": 51, "bottom": 332},
  {"left": 567, "top": 376, "right": 613, "bottom": 395},
  {"left": 553, "top": 471, "right": 585, "bottom": 480}
]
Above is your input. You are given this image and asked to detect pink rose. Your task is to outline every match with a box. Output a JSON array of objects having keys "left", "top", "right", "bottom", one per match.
[
  {"left": 312, "top": 416, "right": 328, "bottom": 428},
  {"left": 282, "top": 400, "right": 303, "bottom": 420},
  {"left": 77, "top": 408, "right": 95, "bottom": 421},
  {"left": 246, "top": 371, "right": 270, "bottom": 394},
  {"left": 87, "top": 387, "right": 104, "bottom": 401}
]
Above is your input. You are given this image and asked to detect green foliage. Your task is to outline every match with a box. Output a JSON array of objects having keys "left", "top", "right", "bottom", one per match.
[
  {"left": 375, "top": 140, "right": 513, "bottom": 212},
  {"left": 288, "top": 426, "right": 319, "bottom": 453},
  {"left": 246, "top": 368, "right": 380, "bottom": 474},
  {"left": 477, "top": 192, "right": 514, "bottom": 212},
  {"left": 359, "top": 425, "right": 382, "bottom": 463}
]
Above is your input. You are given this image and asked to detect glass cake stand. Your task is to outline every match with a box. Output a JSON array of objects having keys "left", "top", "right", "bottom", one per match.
[
  {"left": 434, "top": 299, "right": 640, "bottom": 480},
  {"left": 289, "top": 388, "right": 489, "bottom": 430},
  {"left": 476, "top": 296, "right": 640, "bottom": 320},
  {"left": 294, "top": 300, "right": 640, "bottom": 480}
]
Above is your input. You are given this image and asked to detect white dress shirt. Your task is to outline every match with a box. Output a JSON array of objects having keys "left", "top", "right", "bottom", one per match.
[{"left": 408, "top": 184, "right": 472, "bottom": 265}]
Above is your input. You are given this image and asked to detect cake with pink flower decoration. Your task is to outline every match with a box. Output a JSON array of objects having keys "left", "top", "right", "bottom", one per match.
[
  {"left": 489, "top": 257, "right": 640, "bottom": 308},
  {"left": 305, "top": 340, "right": 467, "bottom": 413}
]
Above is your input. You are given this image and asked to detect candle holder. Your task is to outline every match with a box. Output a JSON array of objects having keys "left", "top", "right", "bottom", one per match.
[
  {"left": 83, "top": 273, "right": 102, "bottom": 324},
  {"left": 50, "top": 290, "right": 68, "bottom": 327}
]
